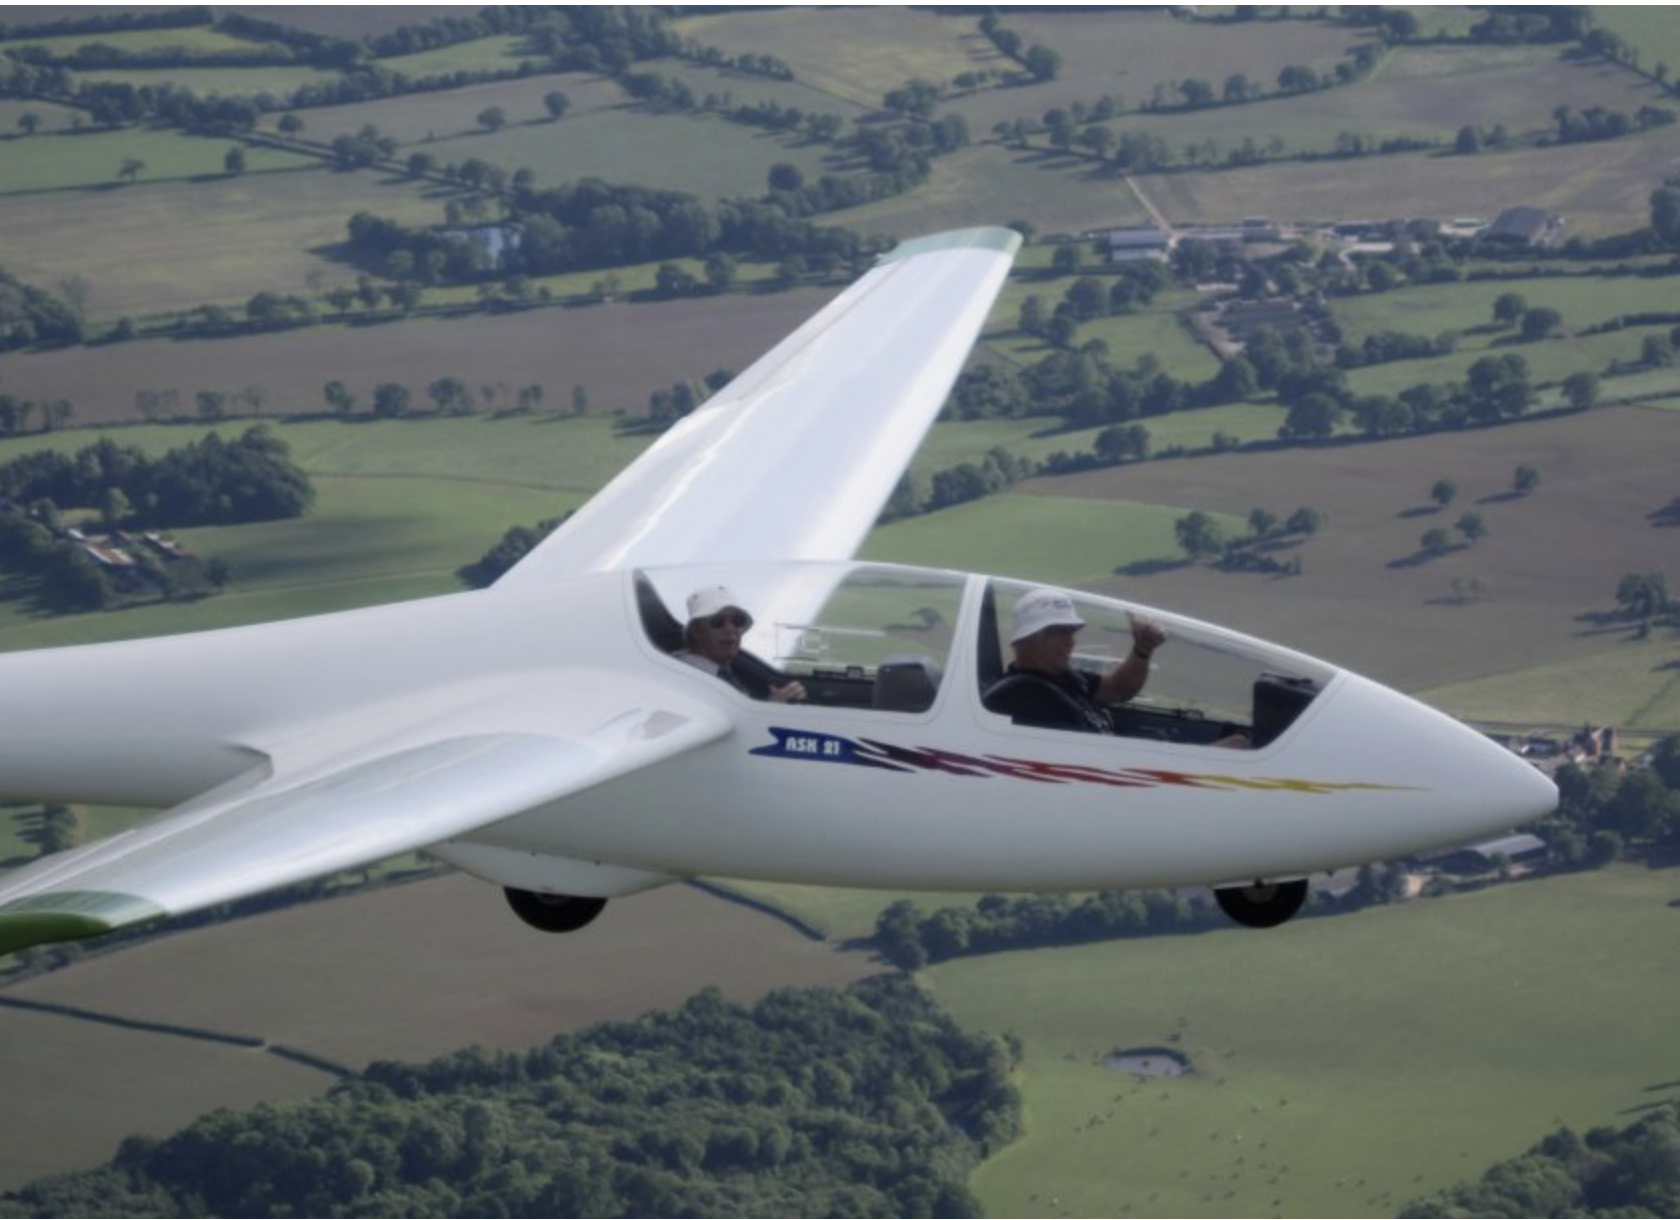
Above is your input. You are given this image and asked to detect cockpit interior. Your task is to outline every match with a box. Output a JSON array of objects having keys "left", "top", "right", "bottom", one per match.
[{"left": 636, "top": 564, "right": 1333, "bottom": 749}]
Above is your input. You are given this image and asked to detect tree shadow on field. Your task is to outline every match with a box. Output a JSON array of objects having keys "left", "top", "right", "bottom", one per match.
[
  {"left": 1388, "top": 544, "right": 1464, "bottom": 569},
  {"left": 1477, "top": 490, "right": 1526, "bottom": 505},
  {"left": 1397, "top": 505, "right": 1441, "bottom": 519},
  {"left": 1648, "top": 496, "right": 1680, "bottom": 528},
  {"left": 1114, "top": 557, "right": 1191, "bottom": 577}
]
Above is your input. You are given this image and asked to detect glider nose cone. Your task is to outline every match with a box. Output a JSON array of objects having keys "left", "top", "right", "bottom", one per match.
[
  {"left": 1469, "top": 730, "right": 1559, "bottom": 826},
  {"left": 1326, "top": 674, "right": 1557, "bottom": 842}
]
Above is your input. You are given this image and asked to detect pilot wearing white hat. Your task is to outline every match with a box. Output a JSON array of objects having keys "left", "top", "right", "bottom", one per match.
[
  {"left": 676, "top": 585, "right": 805, "bottom": 703},
  {"left": 985, "top": 588, "right": 1166, "bottom": 732}
]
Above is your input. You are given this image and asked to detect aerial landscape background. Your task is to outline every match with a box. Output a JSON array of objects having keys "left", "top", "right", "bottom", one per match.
[{"left": 1, "top": 7, "right": 1678, "bottom": 1216}]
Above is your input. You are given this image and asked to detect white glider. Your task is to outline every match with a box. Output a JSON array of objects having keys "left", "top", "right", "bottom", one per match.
[{"left": 0, "top": 227, "right": 1554, "bottom": 954}]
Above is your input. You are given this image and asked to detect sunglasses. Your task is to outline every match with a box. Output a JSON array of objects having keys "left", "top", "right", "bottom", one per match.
[{"left": 707, "top": 611, "right": 752, "bottom": 630}]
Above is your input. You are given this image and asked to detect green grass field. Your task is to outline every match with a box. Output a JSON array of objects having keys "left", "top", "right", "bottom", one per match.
[
  {"left": 0, "top": 128, "right": 310, "bottom": 195},
  {"left": 1063, "top": 41, "right": 1654, "bottom": 162},
  {"left": 862, "top": 493, "right": 1242, "bottom": 587},
  {"left": 0, "top": 167, "right": 445, "bottom": 322},
  {"left": 930, "top": 864, "right": 1680, "bottom": 1218},
  {"left": 674, "top": 8, "right": 989, "bottom": 111},
  {"left": 1331, "top": 273, "right": 1680, "bottom": 345},
  {"left": 375, "top": 33, "right": 534, "bottom": 80},
  {"left": 1138, "top": 121, "right": 1680, "bottom": 235}
]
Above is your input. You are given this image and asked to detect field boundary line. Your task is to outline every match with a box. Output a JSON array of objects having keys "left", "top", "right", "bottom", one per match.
[{"left": 0, "top": 994, "right": 351, "bottom": 1078}]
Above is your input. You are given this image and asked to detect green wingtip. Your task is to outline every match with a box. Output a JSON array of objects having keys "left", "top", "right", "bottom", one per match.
[{"left": 0, "top": 892, "right": 166, "bottom": 956}]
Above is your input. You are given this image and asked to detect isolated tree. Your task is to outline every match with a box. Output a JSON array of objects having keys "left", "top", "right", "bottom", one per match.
[
  {"left": 1017, "top": 294, "right": 1047, "bottom": 337},
  {"left": 1464, "top": 354, "right": 1533, "bottom": 420},
  {"left": 1492, "top": 292, "right": 1528, "bottom": 326},
  {"left": 1284, "top": 506, "right": 1325, "bottom": 536},
  {"left": 476, "top": 106, "right": 507, "bottom": 133},
  {"left": 1513, "top": 463, "right": 1541, "bottom": 495},
  {"left": 1562, "top": 370, "right": 1600, "bottom": 411},
  {"left": 543, "top": 90, "right": 570, "bottom": 121},
  {"left": 277, "top": 113, "right": 304, "bottom": 137},
  {"left": 1094, "top": 423, "right": 1149, "bottom": 464},
  {"left": 428, "top": 376, "right": 472, "bottom": 415},
  {"left": 372, "top": 382, "right": 410, "bottom": 418},
  {"left": 1421, "top": 526, "right": 1452, "bottom": 555},
  {"left": 117, "top": 158, "right": 146, "bottom": 184},
  {"left": 323, "top": 380, "right": 356, "bottom": 417},
  {"left": 1174, "top": 511, "right": 1225, "bottom": 561},
  {"left": 655, "top": 262, "right": 699, "bottom": 296},
  {"left": 1023, "top": 44, "right": 1061, "bottom": 81},
  {"left": 1455, "top": 511, "right": 1487, "bottom": 546},
  {"left": 17, "top": 111, "right": 41, "bottom": 136},
  {"left": 1431, "top": 479, "right": 1457, "bottom": 509},
  {"left": 1615, "top": 571, "right": 1670, "bottom": 622},
  {"left": 703, "top": 252, "right": 737, "bottom": 292},
  {"left": 223, "top": 146, "right": 247, "bottom": 175},
  {"left": 1279, "top": 393, "right": 1342, "bottom": 442},
  {"left": 1519, "top": 306, "right": 1562, "bottom": 341},
  {"left": 767, "top": 163, "right": 804, "bottom": 193}
]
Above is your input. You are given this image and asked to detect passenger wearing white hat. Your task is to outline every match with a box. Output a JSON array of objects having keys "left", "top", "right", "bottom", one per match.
[
  {"left": 675, "top": 585, "right": 806, "bottom": 703},
  {"left": 983, "top": 587, "right": 1166, "bottom": 732}
]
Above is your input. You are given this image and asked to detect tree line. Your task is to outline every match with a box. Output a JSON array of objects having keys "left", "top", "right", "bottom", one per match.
[
  {"left": 0, "top": 426, "right": 313, "bottom": 528},
  {"left": 0, "top": 427, "right": 309, "bottom": 612},
  {"left": 872, "top": 735, "right": 1680, "bottom": 970},
  {"left": 0, "top": 265, "right": 84, "bottom": 351},
  {"left": 0, "top": 977, "right": 1020, "bottom": 1219},
  {"left": 1403, "top": 1102, "right": 1680, "bottom": 1217}
]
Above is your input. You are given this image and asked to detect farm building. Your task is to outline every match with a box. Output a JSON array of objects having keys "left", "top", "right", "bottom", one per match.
[
  {"left": 1100, "top": 225, "right": 1172, "bottom": 261},
  {"left": 1486, "top": 206, "right": 1565, "bottom": 247},
  {"left": 1417, "top": 833, "right": 1549, "bottom": 875}
]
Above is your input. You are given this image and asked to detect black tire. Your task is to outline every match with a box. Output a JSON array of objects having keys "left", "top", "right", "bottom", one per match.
[
  {"left": 504, "top": 887, "right": 608, "bottom": 933},
  {"left": 1214, "top": 878, "right": 1308, "bottom": 928}
]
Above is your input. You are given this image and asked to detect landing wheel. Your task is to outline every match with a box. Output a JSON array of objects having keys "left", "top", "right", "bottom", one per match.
[
  {"left": 1214, "top": 879, "right": 1308, "bottom": 929},
  {"left": 504, "top": 888, "right": 607, "bottom": 933}
]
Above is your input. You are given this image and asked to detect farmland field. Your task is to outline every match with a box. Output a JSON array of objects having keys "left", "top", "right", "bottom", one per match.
[
  {"left": 673, "top": 7, "right": 993, "bottom": 110},
  {"left": 1063, "top": 42, "right": 1659, "bottom": 161},
  {"left": 1137, "top": 121, "right": 1680, "bottom": 235},
  {"left": 934, "top": 864, "right": 1680, "bottom": 1219},
  {"left": 0, "top": 126, "right": 311, "bottom": 194},
  {"left": 0, "top": 877, "right": 876, "bottom": 1189},
  {"left": 991, "top": 9, "right": 1363, "bottom": 123},
  {"left": 0, "top": 168, "right": 446, "bottom": 321},
  {"left": 273, "top": 71, "right": 631, "bottom": 144},
  {"left": 841, "top": 142, "right": 1155, "bottom": 238},
  {"left": 1027, "top": 405, "right": 1680, "bottom": 717},
  {"left": 0, "top": 284, "right": 847, "bottom": 424}
]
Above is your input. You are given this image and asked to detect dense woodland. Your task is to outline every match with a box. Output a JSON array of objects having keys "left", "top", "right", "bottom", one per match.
[
  {"left": 1402, "top": 1102, "right": 1680, "bottom": 1217},
  {"left": 0, "top": 427, "right": 312, "bottom": 611},
  {"left": 0, "top": 978, "right": 1019, "bottom": 1219}
]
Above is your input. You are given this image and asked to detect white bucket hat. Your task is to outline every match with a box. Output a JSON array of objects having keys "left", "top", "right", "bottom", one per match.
[
  {"left": 687, "top": 584, "right": 750, "bottom": 625},
  {"left": 1011, "top": 588, "right": 1085, "bottom": 643}
]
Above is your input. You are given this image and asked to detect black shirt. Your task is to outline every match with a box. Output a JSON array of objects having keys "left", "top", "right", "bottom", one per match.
[{"left": 983, "top": 665, "right": 1113, "bottom": 734}]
